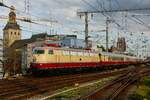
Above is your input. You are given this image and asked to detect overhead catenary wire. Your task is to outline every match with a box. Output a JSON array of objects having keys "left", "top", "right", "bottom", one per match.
[
  {"left": 81, "top": 0, "right": 122, "bottom": 28},
  {"left": 114, "top": 0, "right": 121, "bottom": 9},
  {"left": 20, "top": 25, "right": 47, "bottom": 33},
  {"left": 81, "top": 0, "right": 120, "bottom": 51},
  {"left": 22, "top": 29, "right": 45, "bottom": 34},
  {"left": 78, "top": 6, "right": 150, "bottom": 13},
  {"left": 81, "top": 0, "right": 150, "bottom": 32},
  {"left": 131, "top": 16, "right": 150, "bottom": 29},
  {"left": 96, "top": 0, "right": 111, "bottom": 17},
  {"left": 124, "top": 13, "right": 150, "bottom": 30}
]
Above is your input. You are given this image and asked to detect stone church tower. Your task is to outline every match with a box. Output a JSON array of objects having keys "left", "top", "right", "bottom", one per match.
[
  {"left": 3, "top": 6, "right": 21, "bottom": 50},
  {"left": 3, "top": 6, "right": 21, "bottom": 77}
]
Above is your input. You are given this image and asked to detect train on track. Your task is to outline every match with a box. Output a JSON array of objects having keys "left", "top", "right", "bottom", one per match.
[{"left": 30, "top": 47, "right": 143, "bottom": 74}]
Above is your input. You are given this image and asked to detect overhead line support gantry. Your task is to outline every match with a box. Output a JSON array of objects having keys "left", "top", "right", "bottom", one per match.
[{"left": 77, "top": 7, "right": 150, "bottom": 51}]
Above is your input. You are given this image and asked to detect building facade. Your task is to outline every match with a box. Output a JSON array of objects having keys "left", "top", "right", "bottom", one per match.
[
  {"left": 21, "top": 41, "right": 45, "bottom": 74},
  {"left": 117, "top": 37, "right": 126, "bottom": 52}
]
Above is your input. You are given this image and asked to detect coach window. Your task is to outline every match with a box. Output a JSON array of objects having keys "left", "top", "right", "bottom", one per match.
[
  {"left": 33, "top": 50, "right": 45, "bottom": 54},
  {"left": 48, "top": 50, "right": 54, "bottom": 54}
]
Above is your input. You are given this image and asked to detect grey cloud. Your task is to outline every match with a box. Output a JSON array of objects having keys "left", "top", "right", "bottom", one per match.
[{"left": 1, "top": 0, "right": 150, "bottom": 39}]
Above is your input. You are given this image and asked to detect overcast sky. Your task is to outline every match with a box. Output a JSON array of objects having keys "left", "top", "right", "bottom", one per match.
[
  {"left": 0, "top": 0, "right": 150, "bottom": 38},
  {"left": 1, "top": 0, "right": 150, "bottom": 56}
]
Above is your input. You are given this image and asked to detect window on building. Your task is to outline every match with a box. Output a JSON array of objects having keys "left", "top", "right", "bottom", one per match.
[
  {"left": 11, "top": 32, "right": 13, "bottom": 35},
  {"left": 15, "top": 32, "right": 16, "bottom": 35},
  {"left": 33, "top": 50, "right": 45, "bottom": 54},
  {"left": 18, "top": 32, "right": 20, "bottom": 35}
]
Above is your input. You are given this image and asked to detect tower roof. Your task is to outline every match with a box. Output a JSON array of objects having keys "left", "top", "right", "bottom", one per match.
[
  {"left": 3, "top": 5, "right": 21, "bottom": 30},
  {"left": 9, "top": 11, "right": 16, "bottom": 17},
  {"left": 3, "top": 22, "right": 21, "bottom": 30}
]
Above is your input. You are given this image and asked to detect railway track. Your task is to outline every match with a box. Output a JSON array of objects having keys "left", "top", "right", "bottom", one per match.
[
  {"left": 0, "top": 67, "right": 133, "bottom": 100},
  {"left": 78, "top": 67, "right": 150, "bottom": 100}
]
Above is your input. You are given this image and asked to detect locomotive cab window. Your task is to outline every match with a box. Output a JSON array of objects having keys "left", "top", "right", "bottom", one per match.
[
  {"left": 48, "top": 50, "right": 54, "bottom": 54},
  {"left": 33, "top": 50, "right": 45, "bottom": 54}
]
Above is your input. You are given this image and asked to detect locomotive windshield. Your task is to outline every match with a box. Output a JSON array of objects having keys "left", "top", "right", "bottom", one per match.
[{"left": 33, "top": 49, "right": 45, "bottom": 54}]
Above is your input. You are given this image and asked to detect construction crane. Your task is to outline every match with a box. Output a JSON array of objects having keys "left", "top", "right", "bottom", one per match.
[
  {"left": 0, "top": 0, "right": 3, "bottom": 3},
  {"left": 0, "top": 1, "right": 13, "bottom": 10},
  {"left": 0, "top": 2, "right": 58, "bottom": 25},
  {"left": 0, "top": 15, "right": 58, "bottom": 25}
]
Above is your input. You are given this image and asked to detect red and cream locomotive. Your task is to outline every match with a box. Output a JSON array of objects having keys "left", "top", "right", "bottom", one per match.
[{"left": 30, "top": 46, "right": 142, "bottom": 74}]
